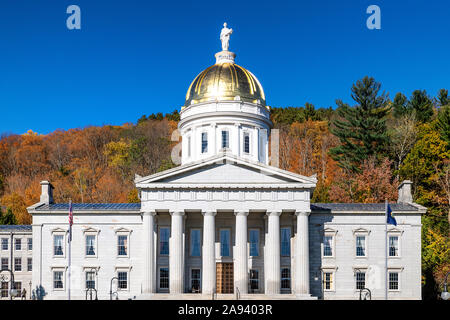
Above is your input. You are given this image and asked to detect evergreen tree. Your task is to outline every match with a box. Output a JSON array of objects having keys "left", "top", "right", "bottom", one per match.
[
  {"left": 392, "top": 92, "right": 411, "bottom": 118},
  {"left": 329, "top": 76, "right": 391, "bottom": 172},
  {"left": 436, "top": 105, "right": 450, "bottom": 145},
  {"left": 408, "top": 90, "right": 434, "bottom": 123},
  {"left": 437, "top": 89, "right": 449, "bottom": 107},
  {"left": 0, "top": 207, "right": 17, "bottom": 225}
]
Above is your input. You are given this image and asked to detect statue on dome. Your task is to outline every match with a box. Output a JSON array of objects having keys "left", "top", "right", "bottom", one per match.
[{"left": 220, "top": 22, "right": 233, "bottom": 51}]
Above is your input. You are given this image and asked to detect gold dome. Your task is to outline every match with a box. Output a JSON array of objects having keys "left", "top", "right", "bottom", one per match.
[{"left": 184, "top": 62, "right": 266, "bottom": 107}]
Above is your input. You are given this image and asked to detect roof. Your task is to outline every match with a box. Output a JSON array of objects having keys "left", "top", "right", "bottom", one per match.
[
  {"left": 310, "top": 203, "right": 422, "bottom": 212},
  {"left": 0, "top": 225, "right": 32, "bottom": 232},
  {"left": 35, "top": 203, "right": 141, "bottom": 211}
]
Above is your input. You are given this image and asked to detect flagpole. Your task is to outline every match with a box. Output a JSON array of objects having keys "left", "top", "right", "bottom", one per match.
[
  {"left": 68, "top": 199, "right": 72, "bottom": 301},
  {"left": 385, "top": 199, "right": 388, "bottom": 300}
]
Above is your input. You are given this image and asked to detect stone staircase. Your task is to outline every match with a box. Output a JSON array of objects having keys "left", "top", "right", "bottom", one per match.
[{"left": 136, "top": 293, "right": 317, "bottom": 300}]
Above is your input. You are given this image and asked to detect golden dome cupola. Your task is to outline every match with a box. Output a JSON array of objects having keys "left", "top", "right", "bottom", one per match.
[{"left": 184, "top": 52, "right": 266, "bottom": 107}]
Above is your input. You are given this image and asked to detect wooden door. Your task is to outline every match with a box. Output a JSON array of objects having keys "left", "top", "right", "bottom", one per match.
[{"left": 216, "top": 262, "right": 234, "bottom": 293}]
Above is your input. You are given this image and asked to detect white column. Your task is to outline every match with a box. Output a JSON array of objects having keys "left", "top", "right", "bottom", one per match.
[
  {"left": 210, "top": 123, "right": 216, "bottom": 156},
  {"left": 202, "top": 211, "right": 216, "bottom": 295},
  {"left": 234, "top": 123, "right": 240, "bottom": 157},
  {"left": 143, "top": 211, "right": 156, "bottom": 294},
  {"left": 295, "top": 211, "right": 310, "bottom": 295},
  {"left": 234, "top": 211, "right": 249, "bottom": 294},
  {"left": 170, "top": 210, "right": 185, "bottom": 294},
  {"left": 265, "top": 211, "right": 281, "bottom": 295}
]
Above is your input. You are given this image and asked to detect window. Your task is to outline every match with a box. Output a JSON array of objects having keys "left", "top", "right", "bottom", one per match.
[
  {"left": 159, "top": 227, "right": 169, "bottom": 255},
  {"left": 13, "top": 282, "right": 21, "bottom": 292},
  {"left": 220, "top": 229, "right": 230, "bottom": 257},
  {"left": 249, "top": 269, "right": 259, "bottom": 291},
  {"left": 389, "top": 272, "right": 399, "bottom": 290},
  {"left": 1, "top": 238, "right": 7, "bottom": 251},
  {"left": 356, "top": 272, "right": 366, "bottom": 290},
  {"left": 27, "top": 258, "right": 32, "bottom": 272},
  {"left": 281, "top": 268, "right": 291, "bottom": 289},
  {"left": 221, "top": 130, "right": 229, "bottom": 149},
  {"left": 1, "top": 282, "right": 8, "bottom": 297},
  {"left": 27, "top": 238, "right": 32, "bottom": 251},
  {"left": 53, "top": 235, "right": 64, "bottom": 256},
  {"left": 117, "top": 235, "right": 128, "bottom": 256},
  {"left": 190, "top": 229, "right": 201, "bottom": 257},
  {"left": 191, "top": 269, "right": 201, "bottom": 292},
  {"left": 15, "top": 238, "right": 21, "bottom": 251},
  {"left": 389, "top": 236, "right": 399, "bottom": 257},
  {"left": 324, "top": 272, "right": 333, "bottom": 291},
  {"left": 1, "top": 258, "right": 8, "bottom": 271},
  {"left": 249, "top": 229, "right": 259, "bottom": 257},
  {"left": 201, "top": 132, "right": 208, "bottom": 153},
  {"left": 53, "top": 271, "right": 64, "bottom": 289},
  {"left": 117, "top": 271, "right": 128, "bottom": 290},
  {"left": 14, "top": 258, "right": 21, "bottom": 272},
  {"left": 356, "top": 236, "right": 366, "bottom": 257},
  {"left": 86, "top": 235, "right": 96, "bottom": 256},
  {"left": 243, "top": 132, "right": 250, "bottom": 153},
  {"left": 159, "top": 267, "right": 169, "bottom": 289},
  {"left": 86, "top": 271, "right": 96, "bottom": 289},
  {"left": 281, "top": 228, "right": 291, "bottom": 256},
  {"left": 323, "top": 236, "right": 333, "bottom": 257}
]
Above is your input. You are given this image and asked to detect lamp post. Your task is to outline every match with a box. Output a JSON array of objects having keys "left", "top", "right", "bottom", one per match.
[
  {"left": 441, "top": 271, "right": 450, "bottom": 300},
  {"left": 353, "top": 268, "right": 371, "bottom": 300},
  {"left": 29, "top": 281, "right": 32, "bottom": 300},
  {"left": 86, "top": 268, "right": 98, "bottom": 300},
  {"left": 0, "top": 269, "right": 15, "bottom": 300},
  {"left": 110, "top": 276, "right": 118, "bottom": 300}
]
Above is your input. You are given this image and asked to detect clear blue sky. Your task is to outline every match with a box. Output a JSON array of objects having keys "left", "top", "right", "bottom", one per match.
[{"left": 1, "top": 0, "right": 449, "bottom": 134}]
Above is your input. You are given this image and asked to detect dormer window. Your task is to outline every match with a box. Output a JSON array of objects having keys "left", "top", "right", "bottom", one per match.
[
  {"left": 221, "top": 130, "right": 229, "bottom": 149},
  {"left": 243, "top": 132, "right": 250, "bottom": 154},
  {"left": 201, "top": 132, "right": 208, "bottom": 153}
]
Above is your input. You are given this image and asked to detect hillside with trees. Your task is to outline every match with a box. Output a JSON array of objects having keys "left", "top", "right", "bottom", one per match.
[{"left": 0, "top": 77, "right": 448, "bottom": 299}]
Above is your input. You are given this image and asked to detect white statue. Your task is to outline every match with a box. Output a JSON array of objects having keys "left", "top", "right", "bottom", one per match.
[{"left": 220, "top": 22, "right": 233, "bottom": 51}]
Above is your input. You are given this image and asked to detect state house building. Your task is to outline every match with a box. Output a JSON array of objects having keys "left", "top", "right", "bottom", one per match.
[{"left": 25, "top": 27, "right": 425, "bottom": 300}]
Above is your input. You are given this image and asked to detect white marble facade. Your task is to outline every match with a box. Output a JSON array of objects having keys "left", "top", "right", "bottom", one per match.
[{"left": 26, "top": 31, "right": 426, "bottom": 300}]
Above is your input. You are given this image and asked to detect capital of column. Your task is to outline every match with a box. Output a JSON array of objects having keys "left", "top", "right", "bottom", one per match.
[
  {"left": 170, "top": 210, "right": 185, "bottom": 216},
  {"left": 234, "top": 210, "right": 249, "bottom": 216},
  {"left": 142, "top": 211, "right": 157, "bottom": 216},
  {"left": 202, "top": 210, "right": 217, "bottom": 217},
  {"left": 295, "top": 211, "right": 310, "bottom": 217},
  {"left": 266, "top": 210, "right": 282, "bottom": 217}
]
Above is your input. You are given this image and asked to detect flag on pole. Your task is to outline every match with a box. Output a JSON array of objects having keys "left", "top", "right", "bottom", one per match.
[
  {"left": 386, "top": 203, "right": 397, "bottom": 226},
  {"left": 68, "top": 200, "right": 73, "bottom": 241}
]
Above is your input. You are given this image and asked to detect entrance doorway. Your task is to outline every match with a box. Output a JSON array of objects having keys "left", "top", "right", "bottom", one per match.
[{"left": 216, "top": 262, "right": 234, "bottom": 293}]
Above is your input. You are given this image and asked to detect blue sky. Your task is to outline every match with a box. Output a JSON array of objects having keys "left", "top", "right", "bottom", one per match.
[{"left": 0, "top": 0, "right": 449, "bottom": 134}]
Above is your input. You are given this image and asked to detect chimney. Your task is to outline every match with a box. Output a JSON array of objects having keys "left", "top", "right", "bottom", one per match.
[
  {"left": 397, "top": 180, "right": 413, "bottom": 203},
  {"left": 40, "top": 181, "right": 54, "bottom": 205}
]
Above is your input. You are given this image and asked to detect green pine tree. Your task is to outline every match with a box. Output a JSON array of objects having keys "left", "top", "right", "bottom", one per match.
[
  {"left": 329, "top": 76, "right": 391, "bottom": 172},
  {"left": 392, "top": 92, "right": 411, "bottom": 118},
  {"left": 0, "top": 207, "right": 17, "bottom": 225},
  {"left": 408, "top": 90, "right": 434, "bottom": 123},
  {"left": 437, "top": 89, "right": 449, "bottom": 107},
  {"left": 436, "top": 105, "right": 450, "bottom": 145}
]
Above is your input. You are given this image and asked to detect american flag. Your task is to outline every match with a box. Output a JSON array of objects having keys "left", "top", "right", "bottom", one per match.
[{"left": 68, "top": 200, "right": 73, "bottom": 241}]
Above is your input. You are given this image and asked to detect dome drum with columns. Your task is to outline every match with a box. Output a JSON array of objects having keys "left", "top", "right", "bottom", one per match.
[{"left": 179, "top": 28, "right": 272, "bottom": 165}]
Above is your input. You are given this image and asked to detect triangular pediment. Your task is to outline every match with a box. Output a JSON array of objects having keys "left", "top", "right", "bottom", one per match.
[{"left": 135, "top": 153, "right": 316, "bottom": 187}]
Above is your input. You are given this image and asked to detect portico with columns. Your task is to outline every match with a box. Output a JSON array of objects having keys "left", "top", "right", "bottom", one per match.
[{"left": 136, "top": 152, "right": 317, "bottom": 299}]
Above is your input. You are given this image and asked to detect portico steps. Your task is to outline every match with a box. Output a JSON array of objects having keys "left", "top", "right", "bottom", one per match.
[{"left": 136, "top": 293, "right": 317, "bottom": 300}]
